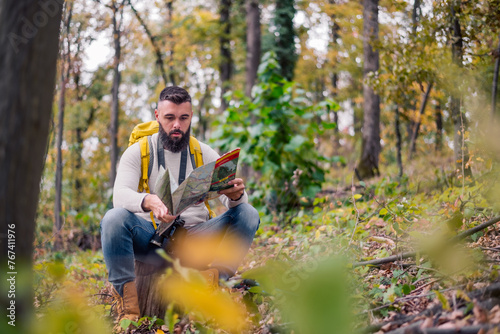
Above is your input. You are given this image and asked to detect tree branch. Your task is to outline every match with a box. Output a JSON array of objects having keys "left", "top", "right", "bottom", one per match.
[{"left": 128, "top": 0, "right": 168, "bottom": 85}]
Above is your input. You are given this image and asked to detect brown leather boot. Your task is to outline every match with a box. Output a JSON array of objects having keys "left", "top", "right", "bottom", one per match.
[
  {"left": 111, "top": 281, "right": 140, "bottom": 332},
  {"left": 200, "top": 268, "right": 219, "bottom": 291}
]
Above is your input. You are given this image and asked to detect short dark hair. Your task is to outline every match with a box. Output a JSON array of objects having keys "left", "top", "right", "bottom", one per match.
[{"left": 158, "top": 86, "right": 191, "bottom": 105}]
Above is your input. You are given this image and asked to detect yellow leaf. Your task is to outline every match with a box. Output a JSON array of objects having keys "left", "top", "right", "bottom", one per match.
[
  {"left": 156, "top": 330, "right": 165, "bottom": 334},
  {"left": 455, "top": 289, "right": 471, "bottom": 302},
  {"left": 434, "top": 290, "right": 450, "bottom": 311},
  {"left": 353, "top": 194, "right": 362, "bottom": 200},
  {"left": 367, "top": 236, "right": 395, "bottom": 246},
  {"left": 161, "top": 274, "right": 247, "bottom": 333}
]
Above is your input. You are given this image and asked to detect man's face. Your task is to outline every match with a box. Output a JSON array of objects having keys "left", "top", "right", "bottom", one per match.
[{"left": 155, "top": 101, "right": 193, "bottom": 153}]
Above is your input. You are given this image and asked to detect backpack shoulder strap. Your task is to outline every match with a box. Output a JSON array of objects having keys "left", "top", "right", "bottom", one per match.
[
  {"left": 138, "top": 135, "right": 157, "bottom": 229},
  {"left": 189, "top": 136, "right": 203, "bottom": 167},
  {"left": 188, "top": 136, "right": 216, "bottom": 219},
  {"left": 138, "top": 136, "right": 150, "bottom": 193}
]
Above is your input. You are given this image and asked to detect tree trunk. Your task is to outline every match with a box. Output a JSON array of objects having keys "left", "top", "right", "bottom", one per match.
[
  {"left": 450, "top": 1, "right": 472, "bottom": 179},
  {"left": 274, "top": 0, "right": 297, "bottom": 81},
  {"left": 54, "top": 4, "right": 72, "bottom": 250},
  {"left": 357, "top": 0, "right": 380, "bottom": 179},
  {"left": 435, "top": 104, "right": 443, "bottom": 152},
  {"left": 0, "top": 0, "right": 63, "bottom": 331},
  {"left": 412, "top": 0, "right": 421, "bottom": 34},
  {"left": 129, "top": 1, "right": 168, "bottom": 86},
  {"left": 329, "top": 0, "right": 340, "bottom": 150},
  {"left": 395, "top": 106, "right": 403, "bottom": 178},
  {"left": 408, "top": 81, "right": 433, "bottom": 160},
  {"left": 219, "top": 0, "right": 232, "bottom": 112},
  {"left": 197, "top": 78, "right": 213, "bottom": 142},
  {"left": 492, "top": 34, "right": 500, "bottom": 118},
  {"left": 352, "top": 98, "right": 362, "bottom": 138},
  {"left": 54, "top": 67, "right": 66, "bottom": 250},
  {"left": 165, "top": 0, "right": 176, "bottom": 86},
  {"left": 73, "top": 69, "right": 97, "bottom": 211},
  {"left": 135, "top": 261, "right": 169, "bottom": 318},
  {"left": 245, "top": 0, "right": 260, "bottom": 98},
  {"left": 109, "top": 1, "right": 123, "bottom": 188},
  {"left": 243, "top": 0, "right": 260, "bottom": 180}
]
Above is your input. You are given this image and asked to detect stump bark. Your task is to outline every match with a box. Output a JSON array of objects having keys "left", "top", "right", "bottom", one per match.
[{"left": 134, "top": 260, "right": 169, "bottom": 318}]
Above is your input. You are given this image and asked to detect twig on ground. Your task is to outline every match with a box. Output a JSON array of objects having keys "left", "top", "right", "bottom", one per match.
[
  {"left": 362, "top": 286, "right": 460, "bottom": 315},
  {"left": 411, "top": 278, "right": 443, "bottom": 295},
  {"left": 385, "top": 324, "right": 500, "bottom": 334},
  {"left": 480, "top": 246, "right": 500, "bottom": 252},
  {"left": 352, "top": 216, "right": 500, "bottom": 267},
  {"left": 359, "top": 283, "right": 500, "bottom": 334}
]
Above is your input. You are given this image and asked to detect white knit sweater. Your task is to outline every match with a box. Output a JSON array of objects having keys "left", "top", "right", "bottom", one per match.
[{"left": 113, "top": 133, "right": 248, "bottom": 226}]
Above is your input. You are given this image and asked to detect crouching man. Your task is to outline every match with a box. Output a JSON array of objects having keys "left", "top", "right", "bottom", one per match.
[{"left": 100, "top": 86, "right": 260, "bottom": 331}]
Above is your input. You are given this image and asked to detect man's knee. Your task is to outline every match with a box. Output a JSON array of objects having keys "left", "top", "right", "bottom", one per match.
[
  {"left": 101, "top": 207, "right": 133, "bottom": 236},
  {"left": 234, "top": 203, "right": 260, "bottom": 231}
]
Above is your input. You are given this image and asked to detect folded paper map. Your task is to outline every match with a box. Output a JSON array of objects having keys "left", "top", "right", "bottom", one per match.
[{"left": 154, "top": 148, "right": 240, "bottom": 216}]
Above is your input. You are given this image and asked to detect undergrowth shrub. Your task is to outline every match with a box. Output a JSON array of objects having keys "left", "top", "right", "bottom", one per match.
[{"left": 211, "top": 52, "right": 339, "bottom": 225}]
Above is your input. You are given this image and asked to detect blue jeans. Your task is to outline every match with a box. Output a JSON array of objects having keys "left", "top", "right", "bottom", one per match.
[{"left": 100, "top": 203, "right": 260, "bottom": 296}]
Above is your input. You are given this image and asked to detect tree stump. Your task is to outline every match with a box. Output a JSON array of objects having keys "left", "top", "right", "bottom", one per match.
[{"left": 134, "top": 260, "right": 169, "bottom": 318}]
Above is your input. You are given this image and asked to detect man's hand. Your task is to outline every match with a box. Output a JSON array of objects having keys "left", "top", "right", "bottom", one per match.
[
  {"left": 142, "top": 194, "right": 177, "bottom": 223},
  {"left": 218, "top": 178, "right": 245, "bottom": 201}
]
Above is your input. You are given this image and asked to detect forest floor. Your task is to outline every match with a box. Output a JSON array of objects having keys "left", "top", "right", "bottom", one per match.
[{"left": 33, "top": 158, "right": 500, "bottom": 334}]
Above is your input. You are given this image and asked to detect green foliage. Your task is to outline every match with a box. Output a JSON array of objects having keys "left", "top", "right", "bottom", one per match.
[
  {"left": 211, "top": 52, "right": 337, "bottom": 224},
  {"left": 243, "top": 257, "right": 354, "bottom": 334},
  {"left": 31, "top": 285, "right": 110, "bottom": 334}
]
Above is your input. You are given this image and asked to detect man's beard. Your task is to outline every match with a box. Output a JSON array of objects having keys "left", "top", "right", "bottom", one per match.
[{"left": 158, "top": 123, "right": 191, "bottom": 153}]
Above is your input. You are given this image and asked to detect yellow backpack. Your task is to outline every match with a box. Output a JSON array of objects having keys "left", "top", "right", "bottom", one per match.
[{"left": 128, "top": 120, "right": 215, "bottom": 229}]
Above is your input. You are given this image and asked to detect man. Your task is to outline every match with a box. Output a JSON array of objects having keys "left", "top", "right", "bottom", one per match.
[{"left": 100, "top": 86, "right": 260, "bottom": 328}]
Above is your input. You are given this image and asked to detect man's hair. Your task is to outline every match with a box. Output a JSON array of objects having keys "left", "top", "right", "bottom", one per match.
[{"left": 158, "top": 86, "right": 191, "bottom": 105}]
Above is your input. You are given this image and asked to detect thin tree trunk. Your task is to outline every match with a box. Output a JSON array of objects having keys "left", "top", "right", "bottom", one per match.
[
  {"left": 450, "top": 1, "right": 472, "bottom": 179},
  {"left": 54, "top": 4, "right": 72, "bottom": 250},
  {"left": 109, "top": 0, "right": 124, "bottom": 188},
  {"left": 412, "top": 0, "right": 421, "bottom": 34},
  {"left": 67, "top": 25, "right": 85, "bottom": 212},
  {"left": 165, "top": 0, "right": 176, "bottom": 86},
  {"left": 245, "top": 0, "right": 261, "bottom": 98},
  {"left": 357, "top": 0, "right": 381, "bottom": 179},
  {"left": 73, "top": 70, "right": 97, "bottom": 210},
  {"left": 55, "top": 64, "right": 65, "bottom": 221},
  {"left": 129, "top": 1, "right": 168, "bottom": 86},
  {"left": 197, "top": 77, "right": 213, "bottom": 141},
  {"left": 435, "top": 104, "right": 443, "bottom": 152},
  {"left": 329, "top": 0, "right": 340, "bottom": 149},
  {"left": 0, "top": 0, "right": 63, "bottom": 330},
  {"left": 408, "top": 81, "right": 433, "bottom": 160},
  {"left": 54, "top": 67, "right": 66, "bottom": 250},
  {"left": 492, "top": 34, "right": 500, "bottom": 117},
  {"left": 352, "top": 98, "right": 362, "bottom": 137},
  {"left": 395, "top": 106, "right": 403, "bottom": 178},
  {"left": 219, "top": 0, "right": 232, "bottom": 112},
  {"left": 243, "top": 0, "right": 260, "bottom": 181},
  {"left": 75, "top": 128, "right": 83, "bottom": 205},
  {"left": 331, "top": 73, "right": 339, "bottom": 150}
]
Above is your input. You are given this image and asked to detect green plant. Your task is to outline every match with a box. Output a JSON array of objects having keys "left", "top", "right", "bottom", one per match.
[{"left": 211, "top": 51, "right": 338, "bottom": 225}]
